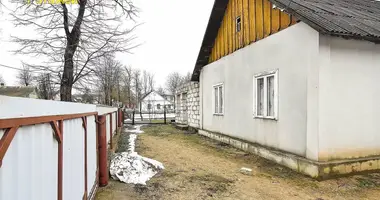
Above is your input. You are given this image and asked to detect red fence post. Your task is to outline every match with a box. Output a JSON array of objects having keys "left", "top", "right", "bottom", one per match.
[{"left": 97, "top": 115, "right": 108, "bottom": 187}]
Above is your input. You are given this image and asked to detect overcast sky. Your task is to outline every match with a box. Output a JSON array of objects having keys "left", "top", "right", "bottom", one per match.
[{"left": 0, "top": 0, "right": 214, "bottom": 88}]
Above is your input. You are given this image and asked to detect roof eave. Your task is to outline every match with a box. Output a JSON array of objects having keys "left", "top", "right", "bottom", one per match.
[{"left": 191, "top": 0, "right": 230, "bottom": 82}]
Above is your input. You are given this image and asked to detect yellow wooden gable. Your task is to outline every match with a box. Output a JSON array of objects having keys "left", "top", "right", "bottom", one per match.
[{"left": 209, "top": 0, "right": 298, "bottom": 63}]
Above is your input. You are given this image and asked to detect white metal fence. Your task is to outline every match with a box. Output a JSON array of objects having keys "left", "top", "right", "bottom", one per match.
[{"left": 0, "top": 96, "right": 119, "bottom": 200}]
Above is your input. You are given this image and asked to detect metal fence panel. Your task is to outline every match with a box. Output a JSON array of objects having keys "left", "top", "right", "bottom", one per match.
[
  {"left": 0, "top": 96, "right": 95, "bottom": 119},
  {"left": 86, "top": 115, "right": 97, "bottom": 196},
  {"left": 112, "top": 112, "right": 117, "bottom": 134},
  {"left": 0, "top": 124, "right": 58, "bottom": 200},
  {"left": 106, "top": 114, "right": 111, "bottom": 144},
  {"left": 0, "top": 96, "right": 120, "bottom": 200},
  {"left": 63, "top": 118, "right": 85, "bottom": 200}
]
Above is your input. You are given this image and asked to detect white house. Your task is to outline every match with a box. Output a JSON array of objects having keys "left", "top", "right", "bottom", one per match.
[
  {"left": 139, "top": 91, "right": 174, "bottom": 113},
  {"left": 179, "top": 0, "right": 380, "bottom": 179}
]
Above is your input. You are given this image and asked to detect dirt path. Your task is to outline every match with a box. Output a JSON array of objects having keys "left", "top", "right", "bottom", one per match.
[{"left": 96, "top": 125, "right": 380, "bottom": 200}]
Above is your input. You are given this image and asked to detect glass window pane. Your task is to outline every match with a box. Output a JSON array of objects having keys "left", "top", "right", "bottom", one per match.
[
  {"left": 257, "top": 78, "right": 264, "bottom": 116},
  {"left": 219, "top": 86, "right": 223, "bottom": 113},
  {"left": 267, "top": 76, "right": 275, "bottom": 117},
  {"left": 214, "top": 87, "right": 218, "bottom": 113}
]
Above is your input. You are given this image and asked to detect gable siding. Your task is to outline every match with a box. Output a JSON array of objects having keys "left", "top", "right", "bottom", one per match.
[{"left": 209, "top": 0, "right": 298, "bottom": 63}]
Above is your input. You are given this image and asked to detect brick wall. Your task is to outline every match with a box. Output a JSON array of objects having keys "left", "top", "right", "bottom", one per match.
[{"left": 175, "top": 82, "right": 200, "bottom": 128}]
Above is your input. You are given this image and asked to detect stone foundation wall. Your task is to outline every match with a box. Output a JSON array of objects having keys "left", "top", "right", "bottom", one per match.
[
  {"left": 175, "top": 82, "right": 200, "bottom": 128},
  {"left": 198, "top": 129, "right": 380, "bottom": 179}
]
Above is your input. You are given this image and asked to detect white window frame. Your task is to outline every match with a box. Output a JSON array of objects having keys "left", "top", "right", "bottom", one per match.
[
  {"left": 236, "top": 16, "right": 242, "bottom": 32},
  {"left": 213, "top": 83, "right": 224, "bottom": 115},
  {"left": 253, "top": 69, "right": 278, "bottom": 120}
]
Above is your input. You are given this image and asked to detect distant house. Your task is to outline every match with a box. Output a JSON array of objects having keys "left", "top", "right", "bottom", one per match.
[
  {"left": 177, "top": 0, "right": 380, "bottom": 179},
  {"left": 138, "top": 91, "right": 174, "bottom": 112},
  {"left": 0, "top": 86, "right": 38, "bottom": 99},
  {"left": 161, "top": 93, "right": 174, "bottom": 102}
]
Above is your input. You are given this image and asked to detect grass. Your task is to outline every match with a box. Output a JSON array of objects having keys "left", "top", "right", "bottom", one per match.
[
  {"left": 142, "top": 124, "right": 182, "bottom": 135},
  {"left": 189, "top": 173, "right": 233, "bottom": 183},
  {"left": 149, "top": 119, "right": 166, "bottom": 123},
  {"left": 142, "top": 125, "right": 324, "bottom": 190},
  {"left": 356, "top": 177, "right": 380, "bottom": 188},
  {"left": 189, "top": 173, "right": 234, "bottom": 194},
  {"left": 97, "top": 124, "right": 380, "bottom": 200}
]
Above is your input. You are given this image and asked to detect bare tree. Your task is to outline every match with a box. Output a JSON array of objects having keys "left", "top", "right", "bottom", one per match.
[
  {"left": 37, "top": 73, "right": 58, "bottom": 100},
  {"left": 0, "top": 74, "right": 4, "bottom": 85},
  {"left": 122, "top": 65, "right": 134, "bottom": 106},
  {"left": 95, "top": 56, "right": 122, "bottom": 106},
  {"left": 141, "top": 70, "right": 154, "bottom": 96},
  {"left": 133, "top": 68, "right": 143, "bottom": 119},
  {"left": 156, "top": 86, "right": 166, "bottom": 96},
  {"left": 182, "top": 72, "right": 192, "bottom": 84},
  {"left": 16, "top": 65, "right": 34, "bottom": 86},
  {"left": 81, "top": 87, "right": 94, "bottom": 104},
  {"left": 165, "top": 72, "right": 183, "bottom": 110},
  {"left": 11, "top": 0, "right": 139, "bottom": 101}
]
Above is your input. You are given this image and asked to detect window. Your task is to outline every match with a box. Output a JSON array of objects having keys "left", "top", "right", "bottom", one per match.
[
  {"left": 147, "top": 104, "right": 152, "bottom": 109},
  {"left": 182, "top": 93, "right": 188, "bottom": 111},
  {"left": 236, "top": 16, "right": 241, "bottom": 32},
  {"left": 182, "top": 93, "right": 187, "bottom": 100},
  {"left": 254, "top": 70, "right": 278, "bottom": 119},
  {"left": 213, "top": 84, "right": 224, "bottom": 115},
  {"left": 157, "top": 104, "right": 161, "bottom": 109}
]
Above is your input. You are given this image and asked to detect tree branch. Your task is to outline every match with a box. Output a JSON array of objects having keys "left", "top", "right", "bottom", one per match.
[{"left": 61, "top": 3, "right": 70, "bottom": 37}]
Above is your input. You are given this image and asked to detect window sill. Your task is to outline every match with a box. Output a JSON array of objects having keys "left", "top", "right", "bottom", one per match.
[
  {"left": 253, "top": 116, "right": 277, "bottom": 120},
  {"left": 213, "top": 114, "right": 224, "bottom": 116}
]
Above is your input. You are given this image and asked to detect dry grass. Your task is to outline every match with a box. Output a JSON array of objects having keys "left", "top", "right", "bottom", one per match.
[{"left": 96, "top": 125, "right": 380, "bottom": 200}]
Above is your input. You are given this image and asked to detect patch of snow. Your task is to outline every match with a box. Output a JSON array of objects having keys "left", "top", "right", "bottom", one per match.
[
  {"left": 110, "top": 153, "right": 164, "bottom": 185},
  {"left": 125, "top": 125, "right": 144, "bottom": 134},
  {"left": 110, "top": 125, "right": 164, "bottom": 185}
]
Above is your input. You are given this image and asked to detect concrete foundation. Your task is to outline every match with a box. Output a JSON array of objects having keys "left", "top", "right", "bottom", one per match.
[{"left": 198, "top": 129, "right": 380, "bottom": 179}]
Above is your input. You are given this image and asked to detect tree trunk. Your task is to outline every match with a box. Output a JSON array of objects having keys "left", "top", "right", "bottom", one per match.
[
  {"left": 60, "top": 0, "right": 87, "bottom": 101},
  {"left": 139, "top": 101, "right": 143, "bottom": 121},
  {"left": 60, "top": 52, "right": 74, "bottom": 101}
]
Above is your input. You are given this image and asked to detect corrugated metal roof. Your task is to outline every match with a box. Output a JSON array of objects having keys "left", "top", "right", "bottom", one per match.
[{"left": 270, "top": 0, "right": 380, "bottom": 41}]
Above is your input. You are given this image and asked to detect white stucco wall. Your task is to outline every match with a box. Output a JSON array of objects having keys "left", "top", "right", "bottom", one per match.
[
  {"left": 317, "top": 35, "right": 380, "bottom": 161},
  {"left": 200, "top": 22, "right": 319, "bottom": 157}
]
